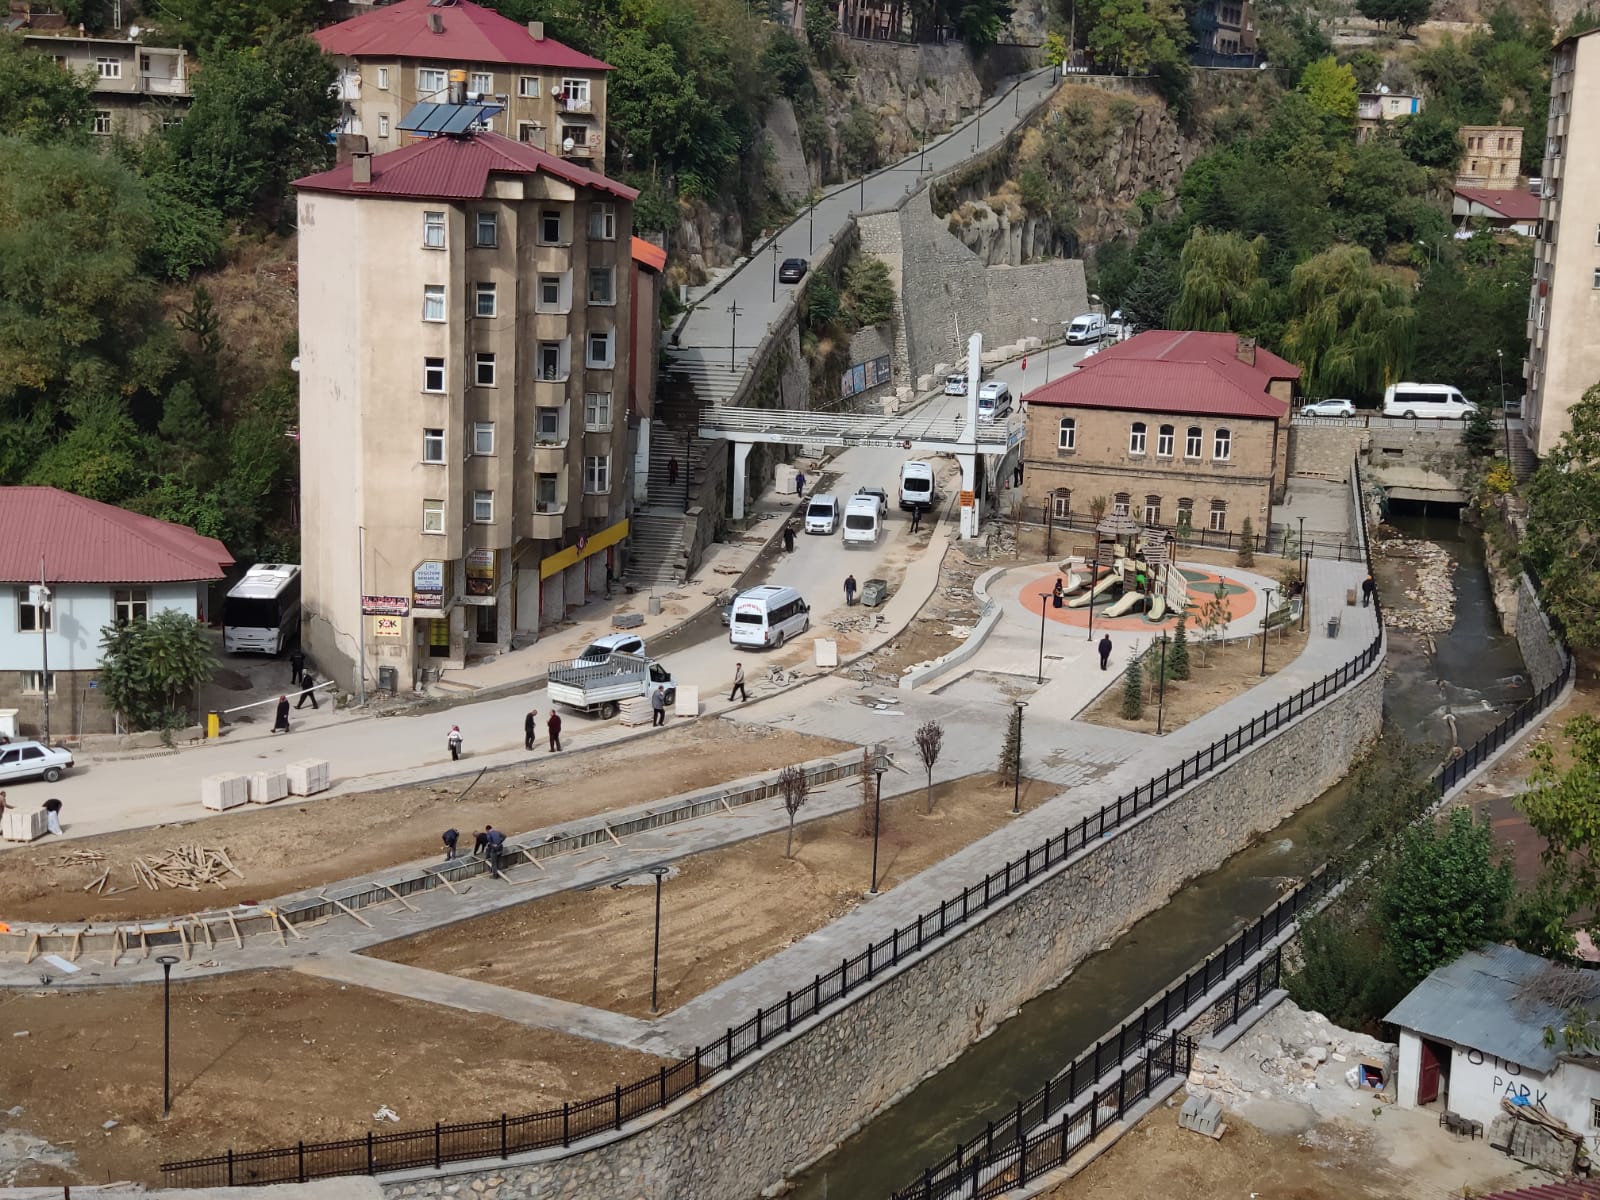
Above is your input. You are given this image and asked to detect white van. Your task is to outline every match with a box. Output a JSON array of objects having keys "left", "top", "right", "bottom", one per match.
[
  {"left": 1382, "top": 383, "right": 1476, "bottom": 420},
  {"left": 899, "top": 460, "right": 936, "bottom": 512},
  {"left": 842, "top": 495, "right": 883, "bottom": 546},
  {"left": 729, "top": 585, "right": 810, "bottom": 649},
  {"left": 804, "top": 494, "right": 839, "bottom": 535},
  {"left": 1065, "top": 313, "right": 1106, "bottom": 344},
  {"left": 978, "top": 381, "right": 1012, "bottom": 420},
  {"left": 943, "top": 373, "right": 968, "bottom": 396}
]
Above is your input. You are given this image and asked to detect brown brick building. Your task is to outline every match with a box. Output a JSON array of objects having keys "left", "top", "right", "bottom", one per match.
[{"left": 1020, "top": 331, "right": 1298, "bottom": 538}]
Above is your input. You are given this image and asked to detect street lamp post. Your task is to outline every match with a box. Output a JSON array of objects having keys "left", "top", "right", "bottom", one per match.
[
  {"left": 1498, "top": 347, "right": 1512, "bottom": 461},
  {"left": 808, "top": 199, "right": 815, "bottom": 255},
  {"left": 648, "top": 865, "right": 670, "bottom": 1014},
  {"left": 859, "top": 172, "right": 866, "bottom": 213},
  {"left": 771, "top": 237, "right": 778, "bottom": 303},
  {"left": 1037, "top": 592, "right": 1051, "bottom": 684},
  {"left": 1011, "top": 701, "right": 1028, "bottom": 815},
  {"left": 1260, "top": 586, "right": 1276, "bottom": 677},
  {"left": 1297, "top": 515, "right": 1307, "bottom": 633},
  {"left": 868, "top": 761, "right": 887, "bottom": 895},
  {"left": 1155, "top": 634, "right": 1169, "bottom": 735},
  {"left": 1086, "top": 542, "right": 1103, "bottom": 642},
  {"left": 157, "top": 954, "right": 179, "bottom": 1117},
  {"left": 727, "top": 301, "right": 740, "bottom": 372}
]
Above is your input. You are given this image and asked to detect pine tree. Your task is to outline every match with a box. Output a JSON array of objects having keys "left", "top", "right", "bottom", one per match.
[
  {"left": 1121, "top": 648, "right": 1144, "bottom": 719},
  {"left": 1237, "top": 517, "right": 1256, "bottom": 567},
  {"left": 1170, "top": 614, "right": 1192, "bottom": 681},
  {"left": 999, "top": 707, "right": 1022, "bottom": 785}
]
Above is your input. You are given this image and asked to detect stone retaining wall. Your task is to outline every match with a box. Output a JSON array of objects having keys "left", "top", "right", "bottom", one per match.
[
  {"left": 1516, "top": 573, "right": 1568, "bottom": 692},
  {"left": 380, "top": 650, "right": 1385, "bottom": 1200}
]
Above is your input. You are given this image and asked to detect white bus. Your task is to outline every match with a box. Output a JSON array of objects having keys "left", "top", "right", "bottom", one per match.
[
  {"left": 728, "top": 585, "right": 810, "bottom": 649},
  {"left": 223, "top": 563, "right": 302, "bottom": 655}
]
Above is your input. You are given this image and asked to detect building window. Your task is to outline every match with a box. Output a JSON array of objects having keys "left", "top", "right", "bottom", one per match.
[
  {"left": 423, "top": 428, "right": 445, "bottom": 463},
  {"left": 1592, "top": 268, "right": 1600, "bottom": 290},
  {"left": 16, "top": 588, "right": 51, "bottom": 632},
  {"left": 536, "top": 474, "right": 560, "bottom": 511},
  {"left": 585, "top": 455, "right": 611, "bottom": 494},
  {"left": 378, "top": 113, "right": 390, "bottom": 138},
  {"left": 21, "top": 671, "right": 56, "bottom": 695},
  {"left": 472, "top": 490, "right": 494, "bottom": 523},
  {"left": 96, "top": 57, "right": 121, "bottom": 78},
  {"left": 518, "top": 121, "right": 545, "bottom": 147},
  {"left": 423, "top": 211, "right": 446, "bottom": 249},
  {"left": 474, "top": 353, "right": 496, "bottom": 387},
  {"left": 92, "top": 110, "right": 112, "bottom": 135},
  {"left": 1209, "top": 499, "right": 1227, "bottom": 532},
  {"left": 377, "top": 67, "right": 389, "bottom": 89},
  {"left": 1591, "top": 1098, "right": 1600, "bottom": 1130},
  {"left": 560, "top": 77, "right": 590, "bottom": 106},
  {"left": 469, "top": 71, "right": 493, "bottom": 96},
  {"left": 423, "top": 358, "right": 446, "bottom": 392},
  {"left": 418, "top": 68, "right": 447, "bottom": 97},
  {"left": 584, "top": 391, "right": 612, "bottom": 431},
  {"left": 560, "top": 123, "right": 588, "bottom": 148},
  {"left": 423, "top": 499, "right": 445, "bottom": 534},
  {"left": 1051, "top": 491, "right": 1071, "bottom": 520},
  {"left": 422, "top": 285, "right": 446, "bottom": 322},
  {"left": 473, "top": 422, "right": 495, "bottom": 456},
  {"left": 538, "top": 341, "right": 566, "bottom": 380},
  {"left": 1185, "top": 426, "right": 1202, "bottom": 458},
  {"left": 1057, "top": 417, "right": 1076, "bottom": 451},
  {"left": 1176, "top": 498, "right": 1194, "bottom": 530},
  {"left": 473, "top": 211, "right": 497, "bottom": 248},
  {"left": 475, "top": 282, "right": 497, "bottom": 318},
  {"left": 1113, "top": 492, "right": 1130, "bottom": 516},
  {"left": 587, "top": 267, "right": 614, "bottom": 305},
  {"left": 585, "top": 330, "right": 614, "bottom": 368},
  {"left": 536, "top": 406, "right": 563, "bottom": 443},
  {"left": 589, "top": 203, "right": 616, "bottom": 240},
  {"left": 1128, "top": 422, "right": 1147, "bottom": 455},
  {"left": 1143, "top": 496, "right": 1161, "bottom": 525},
  {"left": 1214, "top": 428, "right": 1232, "bottom": 461},
  {"left": 1157, "top": 424, "right": 1174, "bottom": 457},
  {"left": 540, "top": 210, "right": 562, "bottom": 244},
  {"left": 518, "top": 75, "right": 540, "bottom": 97},
  {"left": 539, "top": 274, "right": 562, "bottom": 308}
]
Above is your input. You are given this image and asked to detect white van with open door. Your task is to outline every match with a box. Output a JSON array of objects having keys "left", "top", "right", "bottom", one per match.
[
  {"left": 728, "top": 585, "right": 811, "bottom": 649},
  {"left": 1382, "top": 383, "right": 1476, "bottom": 420},
  {"left": 899, "top": 460, "right": 936, "bottom": 512},
  {"left": 842, "top": 495, "right": 883, "bottom": 546}
]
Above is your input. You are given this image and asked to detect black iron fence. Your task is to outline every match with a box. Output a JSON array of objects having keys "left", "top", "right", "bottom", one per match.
[{"left": 1035, "top": 509, "right": 1367, "bottom": 563}]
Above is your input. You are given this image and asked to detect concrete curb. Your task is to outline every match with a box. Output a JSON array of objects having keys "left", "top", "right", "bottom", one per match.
[{"left": 900, "top": 561, "right": 1009, "bottom": 691}]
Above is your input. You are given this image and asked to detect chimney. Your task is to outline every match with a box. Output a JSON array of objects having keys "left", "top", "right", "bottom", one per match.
[
  {"left": 528, "top": 20, "right": 545, "bottom": 40},
  {"left": 1235, "top": 335, "right": 1256, "bottom": 367},
  {"left": 350, "top": 152, "right": 372, "bottom": 185},
  {"left": 427, "top": 11, "right": 443, "bottom": 33}
]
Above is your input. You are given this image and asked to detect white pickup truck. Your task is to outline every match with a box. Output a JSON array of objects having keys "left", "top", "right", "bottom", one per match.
[{"left": 546, "top": 652, "right": 677, "bottom": 719}]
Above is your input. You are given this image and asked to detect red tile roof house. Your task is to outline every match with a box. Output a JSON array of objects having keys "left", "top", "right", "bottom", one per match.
[
  {"left": 314, "top": 0, "right": 612, "bottom": 169},
  {"left": 0, "top": 488, "right": 232, "bottom": 738},
  {"left": 1019, "top": 331, "right": 1300, "bottom": 543}
]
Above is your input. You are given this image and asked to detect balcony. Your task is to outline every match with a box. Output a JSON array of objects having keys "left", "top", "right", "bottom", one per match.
[
  {"left": 559, "top": 141, "right": 595, "bottom": 160},
  {"left": 141, "top": 73, "right": 188, "bottom": 96},
  {"left": 533, "top": 441, "right": 568, "bottom": 473},
  {"left": 557, "top": 94, "right": 592, "bottom": 115},
  {"left": 529, "top": 505, "right": 567, "bottom": 540},
  {"left": 335, "top": 72, "right": 361, "bottom": 101}
]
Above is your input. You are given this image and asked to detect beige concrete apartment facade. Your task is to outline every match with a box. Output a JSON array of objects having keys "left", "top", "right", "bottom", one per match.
[
  {"left": 315, "top": 0, "right": 610, "bottom": 170},
  {"left": 295, "top": 132, "right": 635, "bottom": 693},
  {"left": 1525, "top": 28, "right": 1600, "bottom": 459},
  {"left": 22, "top": 33, "right": 189, "bottom": 137},
  {"left": 1457, "top": 124, "right": 1523, "bottom": 190}
]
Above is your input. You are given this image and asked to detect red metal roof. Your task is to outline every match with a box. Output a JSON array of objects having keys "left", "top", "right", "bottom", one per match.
[
  {"left": 1455, "top": 185, "right": 1542, "bottom": 222},
  {"left": 0, "top": 487, "right": 233, "bottom": 584},
  {"left": 314, "top": 0, "right": 610, "bottom": 71},
  {"left": 1479, "top": 1182, "right": 1600, "bottom": 1200},
  {"left": 1023, "top": 330, "right": 1298, "bottom": 420},
  {"left": 295, "top": 129, "right": 637, "bottom": 202},
  {"left": 631, "top": 236, "right": 667, "bottom": 272}
]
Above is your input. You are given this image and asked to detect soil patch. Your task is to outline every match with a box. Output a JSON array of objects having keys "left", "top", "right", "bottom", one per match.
[
  {"left": 1076, "top": 622, "right": 1310, "bottom": 734},
  {"left": 0, "top": 722, "right": 848, "bottom": 924},
  {"left": 0, "top": 970, "right": 664, "bottom": 1188},
  {"left": 371, "top": 773, "right": 1050, "bottom": 1016}
]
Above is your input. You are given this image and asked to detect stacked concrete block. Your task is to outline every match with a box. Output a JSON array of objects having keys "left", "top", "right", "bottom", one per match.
[
  {"left": 201, "top": 773, "right": 250, "bottom": 811},
  {"left": 287, "top": 759, "right": 331, "bottom": 796},
  {"left": 673, "top": 685, "right": 699, "bottom": 718},
  {"left": 619, "top": 697, "right": 653, "bottom": 727},
  {"left": 248, "top": 769, "right": 290, "bottom": 805},
  {"left": 1, "top": 807, "right": 49, "bottom": 842}
]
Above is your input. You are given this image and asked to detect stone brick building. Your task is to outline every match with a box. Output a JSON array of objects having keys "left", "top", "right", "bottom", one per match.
[
  {"left": 1020, "top": 331, "right": 1298, "bottom": 537},
  {"left": 1457, "top": 124, "right": 1523, "bottom": 190}
]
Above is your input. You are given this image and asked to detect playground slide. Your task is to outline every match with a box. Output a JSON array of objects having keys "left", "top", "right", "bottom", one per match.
[
  {"left": 1067, "top": 573, "right": 1118, "bottom": 608},
  {"left": 1145, "top": 594, "right": 1167, "bottom": 622},
  {"left": 1102, "top": 589, "right": 1147, "bottom": 619}
]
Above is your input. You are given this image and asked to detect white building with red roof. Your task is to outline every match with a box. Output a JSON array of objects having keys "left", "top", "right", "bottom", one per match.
[
  {"left": 0, "top": 487, "right": 233, "bottom": 736},
  {"left": 1020, "top": 331, "right": 1299, "bottom": 540},
  {"left": 315, "top": 0, "right": 612, "bottom": 169}
]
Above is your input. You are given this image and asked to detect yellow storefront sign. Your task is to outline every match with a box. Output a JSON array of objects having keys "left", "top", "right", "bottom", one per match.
[{"left": 539, "top": 518, "right": 630, "bottom": 580}]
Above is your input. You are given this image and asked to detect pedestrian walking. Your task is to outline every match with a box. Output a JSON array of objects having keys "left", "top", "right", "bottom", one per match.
[
  {"left": 795, "top": 470, "right": 807, "bottom": 496},
  {"left": 41, "top": 797, "right": 62, "bottom": 837},
  {"left": 729, "top": 661, "right": 748, "bottom": 703},
  {"left": 1013, "top": 462, "right": 1023, "bottom": 488},
  {"left": 524, "top": 708, "right": 537, "bottom": 751},
  {"left": 667, "top": 456, "right": 680, "bottom": 486},
  {"left": 651, "top": 685, "right": 667, "bottom": 727},
  {"left": 296, "top": 670, "right": 319, "bottom": 709},
  {"left": 547, "top": 710, "right": 562, "bottom": 752},
  {"left": 1361, "top": 574, "right": 1375, "bottom": 607},
  {"left": 441, "top": 827, "right": 459, "bottom": 861},
  {"left": 844, "top": 574, "right": 857, "bottom": 606},
  {"left": 1052, "top": 577, "right": 1064, "bottom": 608},
  {"left": 272, "top": 694, "right": 291, "bottom": 734},
  {"left": 447, "top": 724, "right": 463, "bottom": 761},
  {"left": 1098, "top": 634, "right": 1113, "bottom": 671},
  {"left": 910, "top": 506, "right": 922, "bottom": 533},
  {"left": 473, "top": 826, "right": 491, "bottom": 857},
  {"left": 485, "top": 826, "right": 507, "bottom": 877},
  {"left": 783, "top": 524, "right": 796, "bottom": 553},
  {"left": 288, "top": 646, "right": 305, "bottom": 686}
]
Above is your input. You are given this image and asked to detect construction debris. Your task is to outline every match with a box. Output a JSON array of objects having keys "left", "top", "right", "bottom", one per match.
[
  {"left": 128, "top": 845, "right": 245, "bottom": 892},
  {"left": 50, "top": 849, "right": 107, "bottom": 867}
]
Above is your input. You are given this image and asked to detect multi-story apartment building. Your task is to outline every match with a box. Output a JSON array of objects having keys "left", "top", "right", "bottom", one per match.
[
  {"left": 1525, "top": 27, "right": 1600, "bottom": 459},
  {"left": 1355, "top": 89, "right": 1422, "bottom": 143},
  {"left": 1457, "top": 124, "right": 1523, "bottom": 190},
  {"left": 1190, "top": 0, "right": 1258, "bottom": 61},
  {"left": 294, "top": 124, "right": 637, "bottom": 693},
  {"left": 314, "top": 0, "right": 611, "bottom": 171},
  {"left": 1021, "top": 332, "right": 1297, "bottom": 538},
  {"left": 22, "top": 32, "right": 189, "bottom": 137}
]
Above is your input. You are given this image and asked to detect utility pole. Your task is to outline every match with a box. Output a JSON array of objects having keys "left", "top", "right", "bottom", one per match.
[
  {"left": 37, "top": 557, "right": 50, "bottom": 745},
  {"left": 771, "top": 237, "right": 779, "bottom": 303},
  {"left": 727, "top": 301, "right": 741, "bottom": 372},
  {"left": 1260, "top": 587, "right": 1275, "bottom": 677}
]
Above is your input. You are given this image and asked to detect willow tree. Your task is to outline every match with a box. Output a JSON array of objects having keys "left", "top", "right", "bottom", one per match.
[
  {"left": 1168, "top": 228, "right": 1273, "bottom": 334},
  {"left": 1279, "top": 245, "right": 1414, "bottom": 400}
]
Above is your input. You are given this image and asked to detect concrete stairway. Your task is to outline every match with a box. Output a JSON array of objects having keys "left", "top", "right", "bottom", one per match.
[
  {"left": 1505, "top": 429, "right": 1538, "bottom": 483},
  {"left": 662, "top": 346, "right": 744, "bottom": 406},
  {"left": 647, "top": 427, "right": 690, "bottom": 509},
  {"left": 626, "top": 511, "right": 689, "bottom": 589}
]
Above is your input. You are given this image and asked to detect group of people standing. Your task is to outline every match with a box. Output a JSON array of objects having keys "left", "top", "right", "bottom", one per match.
[{"left": 271, "top": 647, "right": 321, "bottom": 734}]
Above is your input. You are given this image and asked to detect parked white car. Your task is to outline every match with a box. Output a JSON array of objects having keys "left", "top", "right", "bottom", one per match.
[
  {"left": 0, "top": 739, "right": 74, "bottom": 785},
  {"left": 1301, "top": 398, "right": 1357, "bottom": 418},
  {"left": 805, "top": 495, "right": 840, "bottom": 535},
  {"left": 943, "top": 373, "right": 969, "bottom": 396},
  {"left": 578, "top": 632, "right": 646, "bottom": 663}
]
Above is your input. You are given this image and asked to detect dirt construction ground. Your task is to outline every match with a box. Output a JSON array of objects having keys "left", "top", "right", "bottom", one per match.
[
  {"left": 0, "top": 721, "right": 848, "bottom": 924},
  {"left": 374, "top": 773, "right": 1053, "bottom": 1016},
  {"left": 0, "top": 970, "right": 665, "bottom": 1188}
]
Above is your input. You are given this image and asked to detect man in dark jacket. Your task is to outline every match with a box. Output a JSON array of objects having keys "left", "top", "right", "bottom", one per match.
[
  {"left": 485, "top": 826, "right": 507, "bottom": 877},
  {"left": 296, "top": 670, "right": 319, "bottom": 709},
  {"left": 1098, "top": 634, "right": 1113, "bottom": 671},
  {"left": 524, "top": 708, "right": 537, "bottom": 751},
  {"left": 288, "top": 646, "right": 305, "bottom": 685},
  {"left": 548, "top": 710, "right": 562, "bottom": 752}
]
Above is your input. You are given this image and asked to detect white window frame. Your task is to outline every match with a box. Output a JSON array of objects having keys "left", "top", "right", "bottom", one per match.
[
  {"left": 474, "top": 352, "right": 496, "bottom": 387},
  {"left": 1057, "top": 417, "right": 1076, "bottom": 451},
  {"left": 518, "top": 75, "right": 540, "bottom": 97},
  {"left": 535, "top": 406, "right": 564, "bottom": 444},
  {"left": 92, "top": 109, "right": 112, "bottom": 135},
  {"left": 115, "top": 587, "right": 151, "bottom": 625},
  {"left": 418, "top": 67, "right": 447, "bottom": 97},
  {"left": 423, "top": 499, "right": 446, "bottom": 534},
  {"left": 536, "top": 474, "right": 561, "bottom": 511},
  {"left": 423, "top": 211, "right": 446, "bottom": 249},
  {"left": 1591, "top": 1098, "right": 1600, "bottom": 1129},
  {"left": 1112, "top": 493, "right": 1130, "bottom": 517},
  {"left": 423, "top": 428, "right": 445, "bottom": 463},
  {"left": 588, "top": 203, "right": 616, "bottom": 240},
  {"left": 584, "top": 391, "right": 613, "bottom": 431},
  {"left": 1213, "top": 428, "right": 1232, "bottom": 461},
  {"left": 538, "top": 274, "right": 563, "bottom": 310},
  {"left": 1185, "top": 426, "right": 1202, "bottom": 458},
  {"left": 475, "top": 283, "right": 497, "bottom": 318},
  {"left": 423, "top": 358, "right": 447, "bottom": 393},
  {"left": 377, "top": 67, "right": 389, "bottom": 90},
  {"left": 378, "top": 113, "right": 390, "bottom": 138},
  {"left": 540, "top": 209, "right": 563, "bottom": 245},
  {"left": 537, "top": 340, "right": 567, "bottom": 381},
  {"left": 21, "top": 671, "right": 56, "bottom": 695},
  {"left": 17, "top": 587, "right": 51, "bottom": 632},
  {"left": 1143, "top": 496, "right": 1161, "bottom": 525},
  {"left": 1050, "top": 492, "right": 1071, "bottom": 520},
  {"left": 422, "top": 285, "right": 447, "bottom": 323},
  {"left": 469, "top": 71, "right": 493, "bottom": 96},
  {"left": 475, "top": 211, "right": 498, "bottom": 248},
  {"left": 1208, "top": 500, "right": 1227, "bottom": 532},
  {"left": 472, "top": 490, "right": 494, "bottom": 524},
  {"left": 473, "top": 422, "right": 495, "bottom": 456},
  {"left": 560, "top": 123, "right": 588, "bottom": 148},
  {"left": 1176, "top": 499, "right": 1194, "bottom": 529},
  {"left": 96, "top": 57, "right": 121, "bottom": 78},
  {"left": 585, "top": 330, "right": 614, "bottom": 369},
  {"left": 1128, "top": 422, "right": 1147, "bottom": 455},
  {"left": 1156, "top": 424, "right": 1174, "bottom": 457},
  {"left": 584, "top": 455, "right": 611, "bottom": 495},
  {"left": 587, "top": 266, "right": 615, "bottom": 305},
  {"left": 561, "top": 77, "right": 590, "bottom": 105}
]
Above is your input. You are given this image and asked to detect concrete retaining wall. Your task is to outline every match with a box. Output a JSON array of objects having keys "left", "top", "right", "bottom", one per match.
[
  {"left": 380, "top": 652, "right": 1385, "bottom": 1200},
  {"left": 1288, "top": 425, "right": 1366, "bottom": 481},
  {"left": 1516, "top": 573, "right": 1569, "bottom": 692}
]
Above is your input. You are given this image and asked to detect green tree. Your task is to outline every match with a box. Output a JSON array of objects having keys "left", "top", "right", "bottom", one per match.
[
  {"left": 1043, "top": 31, "right": 1069, "bottom": 66},
  {"left": 1120, "top": 648, "right": 1144, "bottom": 719},
  {"left": 1084, "top": 0, "right": 1190, "bottom": 75},
  {"left": 152, "top": 0, "right": 320, "bottom": 53},
  {"left": 1287, "top": 906, "right": 1408, "bottom": 1030},
  {"left": 1170, "top": 228, "right": 1272, "bottom": 333},
  {"left": 760, "top": 30, "right": 813, "bottom": 99},
  {"left": 844, "top": 255, "right": 894, "bottom": 327},
  {"left": 1463, "top": 404, "right": 1496, "bottom": 456},
  {"left": 804, "top": 0, "right": 837, "bottom": 52},
  {"left": 1376, "top": 808, "right": 1514, "bottom": 984},
  {"left": 804, "top": 278, "right": 841, "bottom": 327},
  {"left": 1121, "top": 244, "right": 1180, "bottom": 332},
  {"left": 1399, "top": 107, "right": 1464, "bottom": 169},
  {"left": 1279, "top": 246, "right": 1415, "bottom": 401},
  {"left": 1519, "top": 715, "right": 1600, "bottom": 929},
  {"left": 1410, "top": 241, "right": 1531, "bottom": 409},
  {"left": 0, "top": 34, "right": 95, "bottom": 144},
  {"left": 98, "top": 609, "right": 217, "bottom": 732},
  {"left": 839, "top": 102, "right": 878, "bottom": 175},
  {"left": 1237, "top": 516, "right": 1256, "bottom": 565},
  {"left": 1170, "top": 613, "right": 1191, "bottom": 680},
  {"left": 1520, "top": 387, "right": 1600, "bottom": 646},
  {"left": 1298, "top": 56, "right": 1358, "bottom": 121},
  {"left": 999, "top": 705, "right": 1022, "bottom": 784}
]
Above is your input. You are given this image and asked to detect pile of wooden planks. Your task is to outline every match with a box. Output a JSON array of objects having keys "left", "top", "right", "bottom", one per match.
[{"left": 129, "top": 845, "right": 245, "bottom": 892}]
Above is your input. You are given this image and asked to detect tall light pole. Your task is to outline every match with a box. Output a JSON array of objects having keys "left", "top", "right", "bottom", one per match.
[
  {"left": 157, "top": 954, "right": 179, "bottom": 1117},
  {"left": 858, "top": 172, "right": 865, "bottom": 213},
  {"left": 1297, "top": 515, "right": 1308, "bottom": 633},
  {"left": 1260, "top": 586, "right": 1275, "bottom": 677},
  {"left": 1498, "top": 347, "right": 1512, "bottom": 461},
  {"left": 727, "top": 301, "right": 741, "bottom": 372},
  {"left": 35, "top": 560, "right": 50, "bottom": 745},
  {"left": 771, "top": 237, "right": 779, "bottom": 303},
  {"left": 1155, "top": 634, "right": 1169, "bottom": 735},
  {"left": 1037, "top": 592, "right": 1051, "bottom": 684},
  {"left": 1011, "top": 701, "right": 1027, "bottom": 815},
  {"left": 808, "top": 197, "right": 815, "bottom": 255},
  {"left": 868, "top": 761, "right": 887, "bottom": 895},
  {"left": 648, "top": 865, "right": 670, "bottom": 1014}
]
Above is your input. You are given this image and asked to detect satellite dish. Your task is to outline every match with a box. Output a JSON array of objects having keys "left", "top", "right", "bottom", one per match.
[
  {"left": 290, "top": 356, "right": 302, "bottom": 373},
  {"left": 128, "top": 23, "right": 142, "bottom": 37},
  {"left": 562, "top": 136, "right": 575, "bottom": 153}
]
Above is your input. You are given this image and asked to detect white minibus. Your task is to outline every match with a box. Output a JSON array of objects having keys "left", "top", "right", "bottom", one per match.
[{"left": 728, "top": 585, "right": 811, "bottom": 649}]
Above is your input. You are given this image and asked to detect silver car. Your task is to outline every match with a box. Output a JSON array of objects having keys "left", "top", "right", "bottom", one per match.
[
  {"left": 1301, "top": 398, "right": 1357, "bottom": 418},
  {"left": 0, "top": 739, "right": 74, "bottom": 784}
]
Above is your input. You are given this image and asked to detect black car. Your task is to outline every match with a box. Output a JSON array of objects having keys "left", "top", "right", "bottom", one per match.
[{"left": 778, "top": 257, "right": 808, "bottom": 284}]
